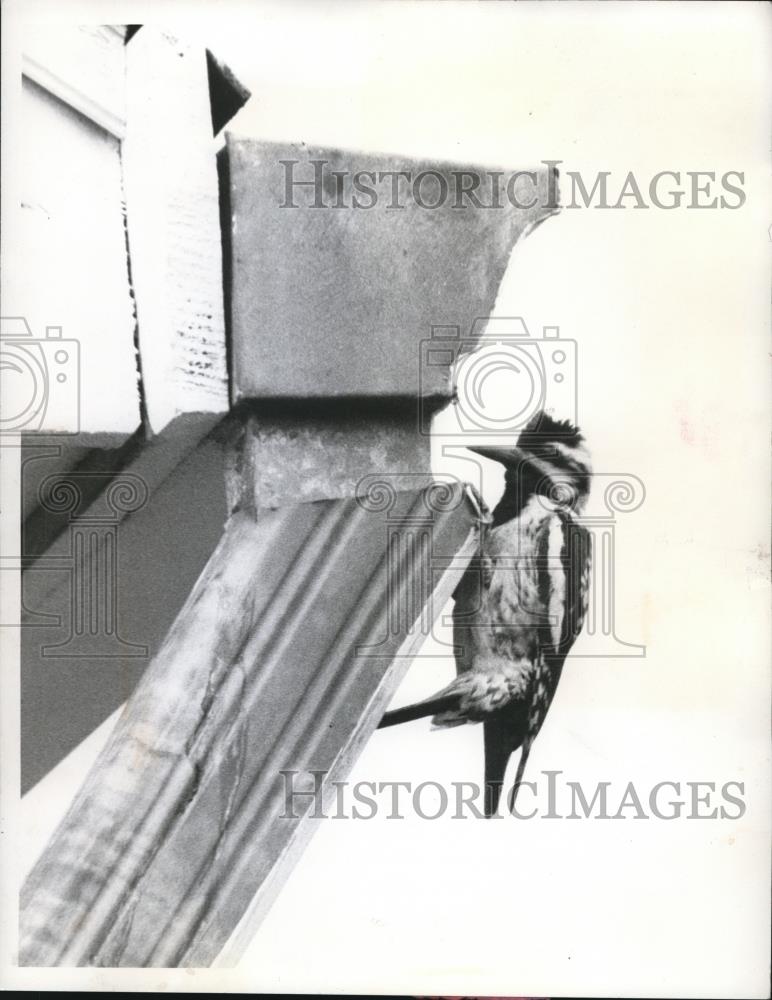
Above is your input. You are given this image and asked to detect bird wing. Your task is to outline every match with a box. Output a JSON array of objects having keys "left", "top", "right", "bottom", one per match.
[
  {"left": 556, "top": 510, "right": 592, "bottom": 662},
  {"left": 503, "top": 511, "right": 591, "bottom": 812},
  {"left": 525, "top": 510, "right": 592, "bottom": 737}
]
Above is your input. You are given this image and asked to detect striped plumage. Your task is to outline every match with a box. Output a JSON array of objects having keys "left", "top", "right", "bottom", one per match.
[{"left": 378, "top": 411, "right": 592, "bottom": 816}]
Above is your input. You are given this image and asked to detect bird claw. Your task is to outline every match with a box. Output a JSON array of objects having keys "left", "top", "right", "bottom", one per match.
[{"left": 464, "top": 483, "right": 492, "bottom": 525}]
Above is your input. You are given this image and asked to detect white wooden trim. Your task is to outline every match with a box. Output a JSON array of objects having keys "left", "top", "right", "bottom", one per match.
[
  {"left": 21, "top": 56, "right": 125, "bottom": 139},
  {"left": 21, "top": 25, "right": 126, "bottom": 138},
  {"left": 122, "top": 28, "right": 229, "bottom": 434}
]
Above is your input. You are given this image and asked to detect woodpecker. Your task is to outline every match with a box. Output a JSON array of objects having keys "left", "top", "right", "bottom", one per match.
[{"left": 378, "top": 410, "right": 592, "bottom": 816}]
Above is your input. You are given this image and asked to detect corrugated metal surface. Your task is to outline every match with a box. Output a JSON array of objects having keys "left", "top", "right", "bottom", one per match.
[{"left": 20, "top": 484, "right": 480, "bottom": 967}]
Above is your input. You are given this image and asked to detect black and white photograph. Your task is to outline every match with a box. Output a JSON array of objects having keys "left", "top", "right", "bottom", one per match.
[{"left": 0, "top": 1, "right": 769, "bottom": 995}]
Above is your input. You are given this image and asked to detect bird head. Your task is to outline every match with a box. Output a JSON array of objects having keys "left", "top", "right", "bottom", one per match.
[{"left": 468, "top": 411, "right": 591, "bottom": 513}]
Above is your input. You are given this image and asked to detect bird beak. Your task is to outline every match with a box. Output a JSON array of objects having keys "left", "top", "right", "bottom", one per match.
[
  {"left": 466, "top": 443, "right": 556, "bottom": 481},
  {"left": 466, "top": 444, "right": 529, "bottom": 467}
]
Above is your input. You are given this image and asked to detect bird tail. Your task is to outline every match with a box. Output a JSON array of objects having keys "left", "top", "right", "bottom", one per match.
[
  {"left": 377, "top": 693, "right": 461, "bottom": 729},
  {"left": 506, "top": 738, "right": 534, "bottom": 813},
  {"left": 483, "top": 718, "right": 515, "bottom": 817}
]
